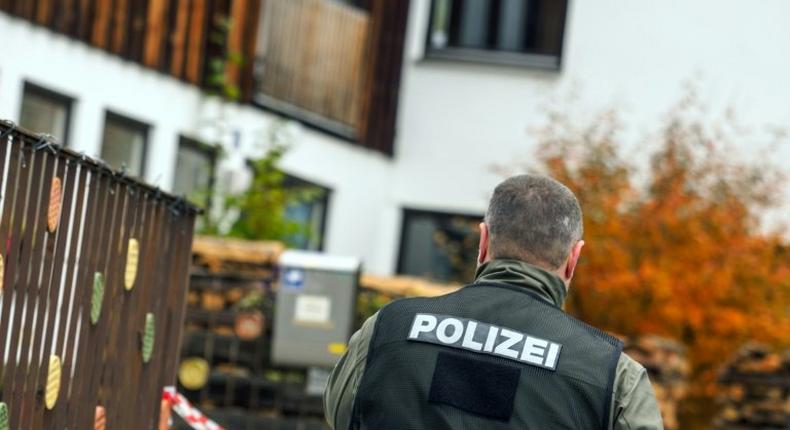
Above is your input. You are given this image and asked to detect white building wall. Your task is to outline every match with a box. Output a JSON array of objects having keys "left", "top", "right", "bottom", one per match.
[
  {"left": 0, "top": 14, "right": 395, "bottom": 273},
  {"left": 1, "top": 0, "right": 789, "bottom": 276},
  {"left": 396, "top": 0, "right": 790, "bottom": 209},
  {"left": 386, "top": 0, "right": 790, "bottom": 271}
]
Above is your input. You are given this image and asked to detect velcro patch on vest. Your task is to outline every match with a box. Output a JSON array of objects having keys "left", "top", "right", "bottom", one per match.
[
  {"left": 407, "top": 313, "right": 562, "bottom": 371},
  {"left": 429, "top": 352, "right": 520, "bottom": 421}
]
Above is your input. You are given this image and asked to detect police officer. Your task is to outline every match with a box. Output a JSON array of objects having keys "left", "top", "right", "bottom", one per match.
[{"left": 325, "top": 175, "right": 664, "bottom": 429}]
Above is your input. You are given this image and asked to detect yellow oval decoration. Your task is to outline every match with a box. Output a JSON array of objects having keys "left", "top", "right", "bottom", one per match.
[
  {"left": 124, "top": 238, "right": 139, "bottom": 290},
  {"left": 178, "top": 357, "right": 210, "bottom": 390},
  {"left": 47, "top": 177, "right": 62, "bottom": 232},
  {"left": 45, "top": 355, "right": 62, "bottom": 410}
]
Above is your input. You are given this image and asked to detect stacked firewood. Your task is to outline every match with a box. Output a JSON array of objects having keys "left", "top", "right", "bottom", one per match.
[
  {"left": 183, "top": 236, "right": 322, "bottom": 430},
  {"left": 623, "top": 336, "right": 690, "bottom": 430},
  {"left": 715, "top": 344, "right": 790, "bottom": 429},
  {"left": 191, "top": 236, "right": 283, "bottom": 276}
]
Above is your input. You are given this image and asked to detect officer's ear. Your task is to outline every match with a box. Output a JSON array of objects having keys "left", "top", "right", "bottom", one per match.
[
  {"left": 477, "top": 222, "right": 490, "bottom": 265},
  {"left": 564, "top": 240, "right": 585, "bottom": 281}
]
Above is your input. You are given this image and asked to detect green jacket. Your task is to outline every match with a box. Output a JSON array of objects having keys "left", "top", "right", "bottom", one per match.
[{"left": 325, "top": 259, "right": 665, "bottom": 429}]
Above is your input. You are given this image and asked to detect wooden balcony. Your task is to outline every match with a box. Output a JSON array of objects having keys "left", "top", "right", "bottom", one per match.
[
  {"left": 0, "top": 0, "right": 409, "bottom": 155},
  {"left": 253, "top": 0, "right": 369, "bottom": 138}
]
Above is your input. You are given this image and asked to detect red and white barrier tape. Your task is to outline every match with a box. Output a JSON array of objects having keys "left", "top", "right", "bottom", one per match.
[{"left": 162, "top": 387, "right": 226, "bottom": 430}]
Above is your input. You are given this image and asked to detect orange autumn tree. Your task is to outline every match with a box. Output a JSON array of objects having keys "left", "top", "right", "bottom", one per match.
[{"left": 529, "top": 102, "right": 790, "bottom": 403}]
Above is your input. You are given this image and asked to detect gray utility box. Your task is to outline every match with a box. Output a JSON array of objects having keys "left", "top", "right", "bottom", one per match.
[{"left": 271, "top": 250, "right": 361, "bottom": 368}]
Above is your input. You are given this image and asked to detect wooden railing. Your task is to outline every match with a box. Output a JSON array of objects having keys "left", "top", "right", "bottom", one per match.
[
  {"left": 254, "top": 0, "right": 370, "bottom": 135},
  {"left": 0, "top": 0, "right": 236, "bottom": 87},
  {"left": 0, "top": 121, "right": 197, "bottom": 429}
]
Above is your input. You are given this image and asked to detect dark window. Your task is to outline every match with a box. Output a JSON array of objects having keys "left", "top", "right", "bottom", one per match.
[
  {"left": 426, "top": 0, "right": 568, "bottom": 69},
  {"left": 397, "top": 208, "right": 482, "bottom": 284},
  {"left": 100, "top": 111, "right": 149, "bottom": 177},
  {"left": 283, "top": 175, "right": 331, "bottom": 251},
  {"left": 173, "top": 136, "right": 217, "bottom": 208},
  {"left": 19, "top": 82, "right": 73, "bottom": 145},
  {"left": 246, "top": 160, "right": 331, "bottom": 251},
  {"left": 328, "top": 0, "right": 366, "bottom": 9}
]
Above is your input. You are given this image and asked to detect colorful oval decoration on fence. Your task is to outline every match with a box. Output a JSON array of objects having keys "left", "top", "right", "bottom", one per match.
[
  {"left": 142, "top": 312, "right": 155, "bottom": 363},
  {"left": 158, "top": 398, "right": 171, "bottom": 430},
  {"left": 45, "top": 355, "right": 62, "bottom": 410},
  {"left": 0, "top": 401, "right": 9, "bottom": 430},
  {"left": 0, "top": 254, "right": 4, "bottom": 294},
  {"left": 47, "top": 177, "right": 62, "bottom": 232},
  {"left": 178, "top": 357, "right": 210, "bottom": 390},
  {"left": 94, "top": 405, "right": 106, "bottom": 430},
  {"left": 91, "top": 273, "right": 105, "bottom": 324},
  {"left": 124, "top": 238, "right": 139, "bottom": 290}
]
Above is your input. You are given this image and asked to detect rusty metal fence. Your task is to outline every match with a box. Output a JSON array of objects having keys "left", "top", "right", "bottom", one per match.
[{"left": 0, "top": 121, "right": 197, "bottom": 429}]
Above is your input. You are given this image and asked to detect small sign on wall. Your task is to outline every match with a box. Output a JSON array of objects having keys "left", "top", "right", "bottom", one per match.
[
  {"left": 294, "top": 294, "right": 332, "bottom": 326},
  {"left": 282, "top": 268, "right": 305, "bottom": 291}
]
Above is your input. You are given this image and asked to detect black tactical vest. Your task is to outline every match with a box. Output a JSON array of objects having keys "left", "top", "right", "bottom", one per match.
[{"left": 351, "top": 283, "right": 623, "bottom": 430}]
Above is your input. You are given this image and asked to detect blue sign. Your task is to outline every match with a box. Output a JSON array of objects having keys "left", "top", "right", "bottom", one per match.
[{"left": 282, "top": 267, "right": 305, "bottom": 291}]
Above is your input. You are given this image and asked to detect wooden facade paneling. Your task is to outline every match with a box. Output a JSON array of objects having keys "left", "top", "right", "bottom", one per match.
[
  {"left": 0, "top": 0, "right": 225, "bottom": 89},
  {"left": 0, "top": 0, "right": 408, "bottom": 156},
  {"left": 226, "top": 0, "right": 248, "bottom": 92},
  {"left": 144, "top": 0, "right": 170, "bottom": 68},
  {"left": 185, "top": 0, "right": 207, "bottom": 85},
  {"left": 75, "top": 0, "right": 95, "bottom": 41},
  {"left": 168, "top": 0, "right": 191, "bottom": 78},
  {"left": 254, "top": 0, "right": 370, "bottom": 133},
  {"left": 91, "top": 0, "right": 113, "bottom": 49},
  {"left": 358, "top": 0, "right": 410, "bottom": 156}
]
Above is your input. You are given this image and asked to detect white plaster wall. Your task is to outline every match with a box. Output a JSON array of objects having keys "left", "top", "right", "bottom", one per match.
[
  {"left": 2, "top": 0, "right": 789, "bottom": 276},
  {"left": 0, "top": 14, "right": 395, "bottom": 273},
  {"left": 388, "top": 0, "right": 790, "bottom": 270},
  {"left": 397, "top": 0, "right": 790, "bottom": 199}
]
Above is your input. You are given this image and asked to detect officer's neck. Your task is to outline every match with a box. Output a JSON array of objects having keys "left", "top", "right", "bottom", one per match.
[{"left": 473, "top": 259, "right": 568, "bottom": 308}]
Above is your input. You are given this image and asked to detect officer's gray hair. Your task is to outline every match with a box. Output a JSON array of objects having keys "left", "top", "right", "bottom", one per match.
[{"left": 485, "top": 175, "right": 583, "bottom": 270}]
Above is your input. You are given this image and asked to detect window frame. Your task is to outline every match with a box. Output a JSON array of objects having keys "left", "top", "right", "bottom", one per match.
[
  {"left": 423, "top": 0, "right": 569, "bottom": 71},
  {"left": 100, "top": 110, "right": 150, "bottom": 178},
  {"left": 173, "top": 135, "right": 219, "bottom": 208},
  {"left": 245, "top": 160, "right": 333, "bottom": 251},
  {"left": 19, "top": 81, "right": 74, "bottom": 146},
  {"left": 282, "top": 174, "right": 332, "bottom": 252},
  {"left": 396, "top": 207, "right": 484, "bottom": 282}
]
